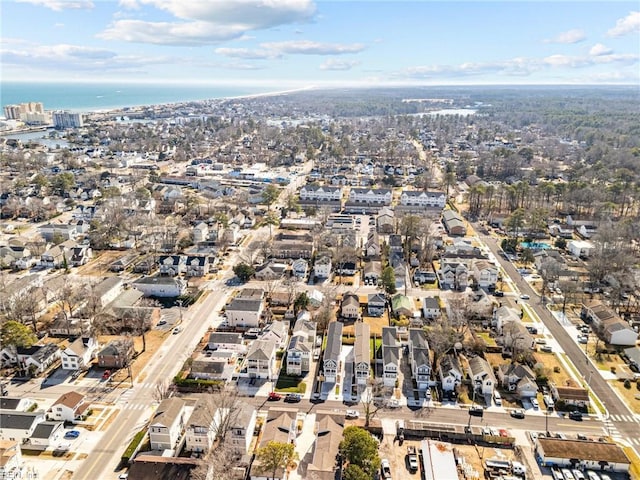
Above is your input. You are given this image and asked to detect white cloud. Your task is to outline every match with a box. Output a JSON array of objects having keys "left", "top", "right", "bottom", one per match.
[
  {"left": 607, "top": 11, "right": 640, "bottom": 37},
  {"left": 118, "top": 0, "right": 139, "bottom": 9},
  {"left": 589, "top": 43, "right": 613, "bottom": 56},
  {"left": 261, "top": 40, "right": 365, "bottom": 55},
  {"left": 544, "top": 29, "right": 586, "bottom": 44},
  {"left": 100, "top": 0, "right": 316, "bottom": 46},
  {"left": 320, "top": 58, "right": 360, "bottom": 71},
  {"left": 215, "top": 47, "right": 281, "bottom": 60},
  {"left": 16, "top": 0, "right": 93, "bottom": 10}
]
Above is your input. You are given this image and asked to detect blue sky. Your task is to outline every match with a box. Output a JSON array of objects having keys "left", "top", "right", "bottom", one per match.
[{"left": 1, "top": 0, "right": 639, "bottom": 86}]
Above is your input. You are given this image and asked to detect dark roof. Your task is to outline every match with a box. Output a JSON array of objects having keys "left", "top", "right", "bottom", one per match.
[
  {"left": 0, "top": 411, "right": 41, "bottom": 430},
  {"left": 324, "top": 322, "right": 343, "bottom": 362},
  {"left": 128, "top": 455, "right": 198, "bottom": 480},
  {"left": 538, "top": 438, "right": 630, "bottom": 464},
  {"left": 17, "top": 343, "right": 59, "bottom": 363},
  {"left": 0, "top": 398, "right": 21, "bottom": 410},
  {"left": 31, "top": 421, "right": 62, "bottom": 439}
]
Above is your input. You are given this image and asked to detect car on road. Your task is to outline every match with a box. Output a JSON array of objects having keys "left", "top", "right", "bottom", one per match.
[
  {"left": 380, "top": 458, "right": 392, "bottom": 479},
  {"left": 493, "top": 291, "right": 505, "bottom": 297},
  {"left": 118, "top": 474, "right": 129, "bottom": 480},
  {"left": 64, "top": 430, "right": 80, "bottom": 439},
  {"left": 569, "top": 410, "right": 583, "bottom": 421},
  {"left": 407, "top": 446, "right": 419, "bottom": 473},
  {"left": 267, "top": 392, "right": 282, "bottom": 401},
  {"left": 535, "top": 338, "right": 547, "bottom": 345},
  {"left": 345, "top": 410, "right": 359, "bottom": 419},
  {"left": 284, "top": 393, "right": 301, "bottom": 403},
  {"left": 157, "top": 319, "right": 167, "bottom": 326},
  {"left": 469, "top": 406, "right": 484, "bottom": 417},
  {"left": 510, "top": 409, "right": 525, "bottom": 419},
  {"left": 172, "top": 326, "right": 182, "bottom": 334},
  {"left": 519, "top": 294, "right": 530, "bottom": 300},
  {"left": 102, "top": 370, "right": 111, "bottom": 380}
]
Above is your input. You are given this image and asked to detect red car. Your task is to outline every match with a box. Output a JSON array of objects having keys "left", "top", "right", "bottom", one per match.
[
  {"left": 267, "top": 392, "right": 282, "bottom": 401},
  {"left": 102, "top": 370, "right": 112, "bottom": 380}
]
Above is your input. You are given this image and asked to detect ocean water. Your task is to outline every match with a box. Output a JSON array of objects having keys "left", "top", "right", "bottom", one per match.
[{"left": 0, "top": 82, "right": 271, "bottom": 113}]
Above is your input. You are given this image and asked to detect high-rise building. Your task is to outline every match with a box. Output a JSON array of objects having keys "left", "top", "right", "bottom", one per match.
[
  {"left": 3, "top": 102, "right": 44, "bottom": 120},
  {"left": 52, "top": 110, "right": 83, "bottom": 129}
]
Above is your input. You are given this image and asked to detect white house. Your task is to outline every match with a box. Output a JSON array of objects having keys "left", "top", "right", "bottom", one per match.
[
  {"left": 286, "top": 319, "right": 316, "bottom": 376},
  {"left": 133, "top": 276, "right": 187, "bottom": 297},
  {"left": 341, "top": 293, "right": 360, "bottom": 320},
  {"left": 381, "top": 327, "right": 400, "bottom": 388},
  {"left": 48, "top": 391, "right": 90, "bottom": 423},
  {"left": 291, "top": 258, "right": 308, "bottom": 280},
  {"left": 244, "top": 339, "right": 277, "bottom": 380},
  {"left": 0, "top": 440, "right": 22, "bottom": 479},
  {"left": 399, "top": 190, "right": 446, "bottom": 209},
  {"left": 422, "top": 297, "right": 441, "bottom": 319},
  {"left": 149, "top": 398, "right": 186, "bottom": 451},
  {"left": 225, "top": 289, "right": 265, "bottom": 328},
  {"left": 0, "top": 412, "right": 44, "bottom": 443},
  {"left": 184, "top": 399, "right": 215, "bottom": 454},
  {"left": 567, "top": 240, "right": 595, "bottom": 258},
  {"left": 223, "top": 403, "right": 257, "bottom": 456},
  {"left": 467, "top": 356, "right": 496, "bottom": 397},
  {"left": 193, "top": 222, "right": 209, "bottom": 243},
  {"left": 29, "top": 421, "right": 64, "bottom": 450},
  {"left": 299, "top": 185, "right": 343, "bottom": 202},
  {"left": 439, "top": 261, "right": 469, "bottom": 290},
  {"left": 348, "top": 188, "right": 392, "bottom": 205},
  {"left": 313, "top": 256, "right": 332, "bottom": 280},
  {"left": 323, "top": 322, "right": 343, "bottom": 383},
  {"left": 207, "top": 332, "right": 245, "bottom": 354},
  {"left": 472, "top": 260, "right": 499, "bottom": 289},
  {"left": 353, "top": 322, "right": 371, "bottom": 386},
  {"left": 439, "top": 354, "right": 463, "bottom": 392},
  {"left": 60, "top": 337, "right": 97, "bottom": 371},
  {"left": 409, "top": 328, "right": 431, "bottom": 392}
]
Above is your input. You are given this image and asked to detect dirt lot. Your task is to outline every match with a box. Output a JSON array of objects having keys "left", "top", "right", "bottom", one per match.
[
  {"left": 75, "top": 250, "right": 127, "bottom": 276},
  {"left": 609, "top": 379, "right": 640, "bottom": 414}
]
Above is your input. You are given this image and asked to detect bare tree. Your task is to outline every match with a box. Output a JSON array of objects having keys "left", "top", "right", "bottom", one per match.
[
  {"left": 152, "top": 379, "right": 172, "bottom": 402},
  {"left": 56, "top": 278, "right": 85, "bottom": 336},
  {"left": 361, "top": 379, "right": 384, "bottom": 428},
  {"left": 190, "top": 442, "right": 242, "bottom": 480}
]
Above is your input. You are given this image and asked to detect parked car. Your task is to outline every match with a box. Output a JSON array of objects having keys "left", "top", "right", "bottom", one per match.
[
  {"left": 407, "top": 446, "right": 419, "bottom": 473},
  {"left": 380, "top": 458, "right": 392, "bottom": 479},
  {"left": 572, "top": 469, "right": 586, "bottom": 480},
  {"left": 540, "top": 345, "right": 553, "bottom": 353},
  {"left": 267, "top": 392, "right": 282, "bottom": 401},
  {"left": 469, "top": 406, "right": 484, "bottom": 417},
  {"left": 569, "top": 410, "right": 583, "bottom": 421},
  {"left": 493, "top": 291, "right": 505, "bottom": 297},
  {"left": 561, "top": 468, "right": 576, "bottom": 480},
  {"left": 586, "top": 471, "right": 601, "bottom": 480},
  {"left": 64, "top": 430, "right": 80, "bottom": 439},
  {"left": 284, "top": 393, "right": 301, "bottom": 403},
  {"left": 172, "top": 326, "right": 182, "bottom": 334},
  {"left": 157, "top": 319, "right": 167, "bottom": 326},
  {"left": 345, "top": 410, "right": 360, "bottom": 419},
  {"left": 102, "top": 370, "right": 111, "bottom": 380},
  {"left": 531, "top": 398, "right": 539, "bottom": 409},
  {"left": 510, "top": 409, "right": 525, "bottom": 419}
]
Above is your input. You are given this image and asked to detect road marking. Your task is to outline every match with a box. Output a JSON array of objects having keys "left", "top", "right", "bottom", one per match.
[{"left": 557, "top": 423, "right": 602, "bottom": 429}]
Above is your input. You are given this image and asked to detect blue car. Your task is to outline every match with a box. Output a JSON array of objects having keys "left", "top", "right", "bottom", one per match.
[{"left": 64, "top": 430, "right": 80, "bottom": 439}]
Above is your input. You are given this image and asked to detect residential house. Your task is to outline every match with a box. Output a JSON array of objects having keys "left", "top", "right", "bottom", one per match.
[
  {"left": 335, "top": 260, "right": 357, "bottom": 277},
  {"left": 422, "top": 297, "right": 441, "bottom": 320},
  {"left": 550, "top": 384, "right": 590, "bottom": 409},
  {"left": 69, "top": 245, "right": 92, "bottom": 267},
  {"left": 250, "top": 409, "right": 297, "bottom": 480},
  {"left": 185, "top": 256, "right": 209, "bottom": 277},
  {"left": 149, "top": 398, "right": 186, "bottom": 451},
  {"left": 226, "top": 289, "right": 265, "bottom": 328},
  {"left": 363, "top": 260, "right": 381, "bottom": 285},
  {"left": 439, "top": 260, "right": 469, "bottom": 290},
  {"left": 28, "top": 421, "right": 64, "bottom": 450},
  {"left": 492, "top": 306, "right": 521, "bottom": 329},
  {"left": 158, "top": 255, "right": 186, "bottom": 276},
  {"left": 581, "top": 302, "right": 638, "bottom": 346},
  {"left": 341, "top": 292, "right": 360, "bottom": 320},
  {"left": 323, "top": 322, "right": 343, "bottom": 383},
  {"left": 468, "top": 356, "right": 496, "bottom": 397},
  {"left": 190, "top": 354, "right": 233, "bottom": 382},
  {"left": 0, "top": 440, "right": 22, "bottom": 479},
  {"left": 133, "top": 257, "right": 157, "bottom": 275},
  {"left": 439, "top": 354, "right": 463, "bottom": 392},
  {"left": 408, "top": 329, "right": 431, "bottom": 391},
  {"left": 0, "top": 397, "right": 36, "bottom": 412},
  {"left": 567, "top": 240, "right": 595, "bottom": 259},
  {"left": 376, "top": 207, "right": 395, "bottom": 234},
  {"left": 388, "top": 234, "right": 403, "bottom": 255},
  {"left": 60, "top": 337, "right": 97, "bottom": 371},
  {"left": 381, "top": 327, "right": 400, "bottom": 388},
  {"left": 38, "top": 223, "right": 78, "bottom": 242},
  {"left": 299, "top": 185, "right": 343, "bottom": 212},
  {"left": 97, "top": 339, "right": 134, "bottom": 369},
  {"left": 193, "top": 223, "right": 209, "bottom": 243},
  {"left": 399, "top": 190, "right": 446, "bottom": 211},
  {"left": 3, "top": 344, "right": 60, "bottom": 375},
  {"left": 207, "top": 332, "right": 245, "bottom": 353},
  {"left": 0, "top": 411, "right": 45, "bottom": 442},
  {"left": 109, "top": 253, "right": 137, "bottom": 272},
  {"left": 39, "top": 243, "right": 70, "bottom": 269},
  {"left": 535, "top": 438, "right": 630, "bottom": 474},
  {"left": 93, "top": 276, "right": 124, "bottom": 308},
  {"left": 313, "top": 256, "right": 332, "bottom": 279},
  {"left": 353, "top": 322, "right": 371, "bottom": 386},
  {"left": 414, "top": 269, "right": 437, "bottom": 285},
  {"left": 260, "top": 320, "right": 290, "bottom": 350},
  {"left": 500, "top": 321, "right": 534, "bottom": 356},
  {"left": 367, "top": 293, "right": 386, "bottom": 317},
  {"left": 133, "top": 276, "right": 187, "bottom": 297},
  {"left": 497, "top": 363, "right": 538, "bottom": 399},
  {"left": 306, "top": 412, "right": 344, "bottom": 480},
  {"left": 244, "top": 339, "right": 277, "bottom": 380},
  {"left": 391, "top": 294, "right": 413, "bottom": 318},
  {"left": 286, "top": 319, "right": 316, "bottom": 376},
  {"left": 184, "top": 399, "right": 215, "bottom": 454},
  {"left": 48, "top": 391, "right": 90, "bottom": 423},
  {"left": 472, "top": 260, "right": 499, "bottom": 289},
  {"left": 255, "top": 261, "right": 288, "bottom": 281},
  {"left": 442, "top": 210, "right": 467, "bottom": 236},
  {"left": 223, "top": 402, "right": 257, "bottom": 456},
  {"left": 291, "top": 258, "right": 308, "bottom": 280},
  {"left": 365, "top": 231, "right": 381, "bottom": 258},
  {"left": 273, "top": 231, "right": 314, "bottom": 259},
  {"left": 346, "top": 188, "right": 392, "bottom": 212}
]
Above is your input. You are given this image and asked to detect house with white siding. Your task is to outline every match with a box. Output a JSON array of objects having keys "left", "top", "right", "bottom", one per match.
[
  {"left": 149, "top": 398, "right": 186, "bottom": 451},
  {"left": 323, "top": 322, "right": 343, "bottom": 383}
]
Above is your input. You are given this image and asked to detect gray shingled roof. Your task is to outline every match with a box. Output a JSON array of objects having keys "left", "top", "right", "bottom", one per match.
[{"left": 324, "top": 322, "right": 343, "bottom": 362}]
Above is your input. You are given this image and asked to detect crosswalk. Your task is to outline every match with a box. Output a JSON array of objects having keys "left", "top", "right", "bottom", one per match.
[
  {"left": 607, "top": 414, "right": 640, "bottom": 422},
  {"left": 115, "top": 389, "right": 150, "bottom": 411}
]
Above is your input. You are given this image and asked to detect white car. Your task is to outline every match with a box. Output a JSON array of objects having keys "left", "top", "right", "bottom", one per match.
[
  {"left": 519, "top": 294, "right": 530, "bottom": 300},
  {"left": 345, "top": 410, "right": 360, "bottom": 419},
  {"left": 531, "top": 398, "right": 539, "bottom": 409}
]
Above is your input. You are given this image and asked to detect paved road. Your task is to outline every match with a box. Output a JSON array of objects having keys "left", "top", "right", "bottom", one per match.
[{"left": 476, "top": 227, "right": 640, "bottom": 452}]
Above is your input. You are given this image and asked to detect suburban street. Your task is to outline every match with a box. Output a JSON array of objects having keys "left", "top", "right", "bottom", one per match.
[{"left": 476, "top": 228, "right": 640, "bottom": 452}]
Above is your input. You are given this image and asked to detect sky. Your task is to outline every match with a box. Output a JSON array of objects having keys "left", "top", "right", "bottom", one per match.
[{"left": 1, "top": 0, "right": 639, "bottom": 87}]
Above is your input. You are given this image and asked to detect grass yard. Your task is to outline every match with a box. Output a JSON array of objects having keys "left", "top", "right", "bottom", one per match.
[
  {"left": 274, "top": 372, "right": 306, "bottom": 393},
  {"left": 608, "top": 379, "right": 640, "bottom": 414},
  {"left": 589, "top": 351, "right": 626, "bottom": 372},
  {"left": 536, "top": 352, "right": 573, "bottom": 386},
  {"left": 476, "top": 331, "right": 498, "bottom": 347}
]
